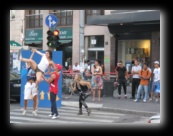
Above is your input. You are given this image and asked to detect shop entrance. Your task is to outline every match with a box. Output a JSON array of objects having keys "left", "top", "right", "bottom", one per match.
[
  {"left": 88, "top": 50, "right": 104, "bottom": 65},
  {"left": 117, "top": 39, "right": 151, "bottom": 73}
]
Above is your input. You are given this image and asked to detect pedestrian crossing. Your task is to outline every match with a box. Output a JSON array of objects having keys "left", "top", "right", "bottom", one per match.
[{"left": 10, "top": 106, "right": 126, "bottom": 124}]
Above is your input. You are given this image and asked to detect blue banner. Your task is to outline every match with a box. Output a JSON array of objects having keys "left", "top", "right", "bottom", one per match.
[{"left": 20, "top": 50, "right": 63, "bottom": 108}]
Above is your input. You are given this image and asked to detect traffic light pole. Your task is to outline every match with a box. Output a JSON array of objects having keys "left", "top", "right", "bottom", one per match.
[{"left": 79, "top": 10, "right": 85, "bottom": 72}]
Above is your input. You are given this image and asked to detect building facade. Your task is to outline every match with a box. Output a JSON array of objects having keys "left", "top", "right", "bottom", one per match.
[{"left": 10, "top": 10, "right": 160, "bottom": 73}]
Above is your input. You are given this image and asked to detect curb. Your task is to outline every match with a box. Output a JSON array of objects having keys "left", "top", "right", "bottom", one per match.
[{"left": 91, "top": 107, "right": 157, "bottom": 117}]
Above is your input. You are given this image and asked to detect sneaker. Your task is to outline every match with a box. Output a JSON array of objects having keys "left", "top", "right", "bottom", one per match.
[
  {"left": 118, "top": 95, "right": 121, "bottom": 99},
  {"left": 32, "top": 111, "right": 37, "bottom": 116},
  {"left": 124, "top": 95, "right": 127, "bottom": 99},
  {"left": 148, "top": 98, "right": 153, "bottom": 102},
  {"left": 22, "top": 110, "right": 26, "bottom": 115},
  {"left": 134, "top": 99, "right": 139, "bottom": 102},
  {"left": 52, "top": 114, "right": 58, "bottom": 119},
  {"left": 143, "top": 100, "right": 147, "bottom": 103},
  {"left": 48, "top": 114, "right": 53, "bottom": 117}
]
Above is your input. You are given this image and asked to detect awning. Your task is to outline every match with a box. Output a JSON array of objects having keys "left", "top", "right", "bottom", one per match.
[
  {"left": 10, "top": 40, "right": 22, "bottom": 46},
  {"left": 24, "top": 41, "right": 42, "bottom": 45},
  {"left": 87, "top": 10, "right": 160, "bottom": 25}
]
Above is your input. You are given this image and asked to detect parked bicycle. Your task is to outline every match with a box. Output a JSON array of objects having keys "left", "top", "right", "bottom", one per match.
[{"left": 61, "top": 73, "right": 79, "bottom": 99}]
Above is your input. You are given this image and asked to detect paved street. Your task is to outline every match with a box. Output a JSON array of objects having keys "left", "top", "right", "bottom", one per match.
[{"left": 10, "top": 103, "right": 149, "bottom": 124}]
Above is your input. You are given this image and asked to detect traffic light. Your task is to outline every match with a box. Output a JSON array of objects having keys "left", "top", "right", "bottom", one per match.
[
  {"left": 47, "top": 30, "right": 60, "bottom": 48},
  {"left": 47, "top": 30, "right": 54, "bottom": 47}
]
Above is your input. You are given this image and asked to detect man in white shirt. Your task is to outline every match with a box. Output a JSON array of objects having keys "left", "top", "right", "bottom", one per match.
[
  {"left": 73, "top": 61, "right": 80, "bottom": 73},
  {"left": 130, "top": 60, "right": 142, "bottom": 99},
  {"left": 149, "top": 61, "right": 160, "bottom": 102}
]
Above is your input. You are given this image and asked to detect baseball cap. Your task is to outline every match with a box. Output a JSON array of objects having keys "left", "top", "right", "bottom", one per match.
[
  {"left": 55, "top": 64, "right": 62, "bottom": 70},
  {"left": 154, "top": 61, "right": 159, "bottom": 64}
]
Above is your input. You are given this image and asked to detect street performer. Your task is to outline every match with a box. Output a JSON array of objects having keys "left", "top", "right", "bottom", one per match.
[{"left": 70, "top": 74, "right": 92, "bottom": 116}]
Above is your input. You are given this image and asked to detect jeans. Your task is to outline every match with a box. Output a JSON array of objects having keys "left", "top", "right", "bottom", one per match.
[
  {"left": 136, "top": 85, "right": 148, "bottom": 101},
  {"left": 50, "top": 92, "right": 58, "bottom": 116},
  {"left": 79, "top": 91, "right": 90, "bottom": 109},
  {"left": 132, "top": 78, "right": 140, "bottom": 98},
  {"left": 118, "top": 78, "right": 127, "bottom": 95}
]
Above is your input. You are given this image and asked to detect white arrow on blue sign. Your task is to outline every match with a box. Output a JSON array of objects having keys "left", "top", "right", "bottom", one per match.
[{"left": 45, "top": 14, "right": 58, "bottom": 28}]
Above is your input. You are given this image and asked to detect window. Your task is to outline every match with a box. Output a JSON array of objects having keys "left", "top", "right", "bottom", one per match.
[
  {"left": 85, "top": 10, "right": 104, "bottom": 24},
  {"left": 10, "top": 10, "right": 15, "bottom": 19},
  {"left": 117, "top": 40, "right": 151, "bottom": 70},
  {"left": 88, "top": 35, "right": 104, "bottom": 48},
  {"left": 26, "top": 10, "right": 43, "bottom": 29},
  {"left": 52, "top": 10, "right": 73, "bottom": 26}
]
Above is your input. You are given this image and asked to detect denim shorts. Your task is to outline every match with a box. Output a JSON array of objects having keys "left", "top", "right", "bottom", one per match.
[{"left": 151, "top": 81, "right": 160, "bottom": 93}]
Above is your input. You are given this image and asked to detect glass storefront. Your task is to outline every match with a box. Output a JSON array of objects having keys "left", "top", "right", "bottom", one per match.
[
  {"left": 117, "top": 40, "right": 151, "bottom": 73},
  {"left": 87, "top": 35, "right": 104, "bottom": 65}
]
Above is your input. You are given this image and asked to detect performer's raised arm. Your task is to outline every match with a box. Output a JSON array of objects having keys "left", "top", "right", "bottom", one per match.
[
  {"left": 30, "top": 50, "right": 35, "bottom": 59},
  {"left": 32, "top": 48, "right": 44, "bottom": 56}
]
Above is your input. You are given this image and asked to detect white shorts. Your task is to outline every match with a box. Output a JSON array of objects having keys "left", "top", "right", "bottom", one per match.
[{"left": 24, "top": 82, "right": 37, "bottom": 100}]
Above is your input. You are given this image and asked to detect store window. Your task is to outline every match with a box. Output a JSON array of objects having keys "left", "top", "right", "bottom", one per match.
[
  {"left": 85, "top": 10, "right": 104, "bottom": 24},
  {"left": 87, "top": 35, "right": 104, "bottom": 65},
  {"left": 88, "top": 35, "right": 104, "bottom": 48},
  {"left": 117, "top": 40, "right": 151, "bottom": 73},
  {"left": 51, "top": 10, "right": 73, "bottom": 26},
  {"left": 10, "top": 10, "right": 15, "bottom": 20},
  {"left": 26, "top": 10, "right": 43, "bottom": 29}
]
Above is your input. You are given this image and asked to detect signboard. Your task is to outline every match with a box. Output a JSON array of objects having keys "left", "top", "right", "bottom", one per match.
[
  {"left": 45, "top": 14, "right": 58, "bottom": 28},
  {"left": 104, "top": 56, "right": 110, "bottom": 64},
  {"left": 25, "top": 29, "right": 43, "bottom": 44},
  {"left": 20, "top": 50, "right": 63, "bottom": 108},
  {"left": 51, "top": 27, "right": 72, "bottom": 43}
]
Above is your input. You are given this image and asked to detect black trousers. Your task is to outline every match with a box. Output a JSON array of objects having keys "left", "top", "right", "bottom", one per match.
[
  {"left": 132, "top": 78, "right": 140, "bottom": 98},
  {"left": 118, "top": 79, "right": 127, "bottom": 95},
  {"left": 50, "top": 92, "right": 58, "bottom": 116},
  {"left": 79, "top": 92, "right": 90, "bottom": 109}
]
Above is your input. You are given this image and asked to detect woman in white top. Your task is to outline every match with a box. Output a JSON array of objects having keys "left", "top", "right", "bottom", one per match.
[{"left": 18, "top": 48, "right": 56, "bottom": 91}]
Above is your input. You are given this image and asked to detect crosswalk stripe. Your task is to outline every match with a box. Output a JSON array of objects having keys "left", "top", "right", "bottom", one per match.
[
  {"left": 16, "top": 106, "right": 125, "bottom": 116},
  {"left": 10, "top": 106, "right": 127, "bottom": 123},
  {"left": 10, "top": 112, "right": 114, "bottom": 123},
  {"left": 12, "top": 108, "right": 125, "bottom": 117},
  {"left": 11, "top": 110, "right": 120, "bottom": 120}
]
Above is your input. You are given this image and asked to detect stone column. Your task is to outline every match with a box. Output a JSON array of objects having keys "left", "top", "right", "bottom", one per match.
[
  {"left": 42, "top": 10, "right": 52, "bottom": 51},
  {"left": 72, "top": 10, "right": 80, "bottom": 65}
]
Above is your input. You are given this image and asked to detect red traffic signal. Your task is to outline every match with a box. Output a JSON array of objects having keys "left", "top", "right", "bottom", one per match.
[{"left": 53, "top": 30, "right": 60, "bottom": 36}]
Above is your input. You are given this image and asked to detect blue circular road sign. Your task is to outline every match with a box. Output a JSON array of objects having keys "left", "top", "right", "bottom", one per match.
[{"left": 45, "top": 14, "right": 58, "bottom": 28}]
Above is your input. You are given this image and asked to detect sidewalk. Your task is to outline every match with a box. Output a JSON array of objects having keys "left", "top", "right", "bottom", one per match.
[{"left": 61, "top": 88, "right": 160, "bottom": 117}]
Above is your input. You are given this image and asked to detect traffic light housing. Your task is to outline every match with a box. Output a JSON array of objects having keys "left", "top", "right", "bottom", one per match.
[
  {"left": 47, "top": 30, "right": 54, "bottom": 47},
  {"left": 53, "top": 30, "right": 60, "bottom": 46},
  {"left": 47, "top": 30, "right": 60, "bottom": 48}
]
